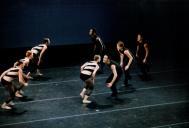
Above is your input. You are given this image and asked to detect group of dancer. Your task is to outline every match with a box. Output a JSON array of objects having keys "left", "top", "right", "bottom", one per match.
[
  {"left": 0, "top": 38, "right": 50, "bottom": 110},
  {"left": 0, "top": 28, "right": 150, "bottom": 109},
  {"left": 80, "top": 28, "right": 150, "bottom": 104}
]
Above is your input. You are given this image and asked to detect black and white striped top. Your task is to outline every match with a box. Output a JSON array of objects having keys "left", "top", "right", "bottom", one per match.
[
  {"left": 81, "top": 61, "right": 99, "bottom": 76},
  {"left": 14, "top": 58, "right": 30, "bottom": 67},
  {"left": 0, "top": 67, "right": 20, "bottom": 82},
  {"left": 31, "top": 44, "right": 46, "bottom": 56}
]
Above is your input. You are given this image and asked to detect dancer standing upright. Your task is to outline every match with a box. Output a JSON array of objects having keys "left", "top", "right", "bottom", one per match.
[{"left": 89, "top": 28, "right": 106, "bottom": 74}]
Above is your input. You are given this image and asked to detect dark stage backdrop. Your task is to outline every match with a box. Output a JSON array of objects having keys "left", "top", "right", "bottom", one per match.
[
  {"left": 0, "top": 0, "right": 188, "bottom": 69},
  {"left": 0, "top": 0, "right": 188, "bottom": 48}
]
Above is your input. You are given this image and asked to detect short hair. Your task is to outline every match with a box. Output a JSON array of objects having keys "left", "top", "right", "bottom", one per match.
[
  {"left": 117, "top": 40, "right": 124, "bottom": 48},
  {"left": 137, "top": 32, "right": 144, "bottom": 39},
  {"left": 90, "top": 28, "right": 96, "bottom": 34},
  {"left": 104, "top": 54, "right": 111, "bottom": 60},
  {"left": 25, "top": 50, "right": 32, "bottom": 57},
  {"left": 42, "top": 38, "right": 50, "bottom": 45},
  {"left": 93, "top": 55, "right": 101, "bottom": 61},
  {"left": 15, "top": 60, "right": 23, "bottom": 67}
]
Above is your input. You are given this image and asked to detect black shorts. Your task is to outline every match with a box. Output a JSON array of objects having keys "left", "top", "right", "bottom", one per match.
[
  {"left": 80, "top": 73, "right": 90, "bottom": 81},
  {"left": 1, "top": 78, "right": 12, "bottom": 87}
]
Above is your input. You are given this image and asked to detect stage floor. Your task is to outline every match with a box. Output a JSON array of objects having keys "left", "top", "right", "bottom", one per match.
[{"left": 0, "top": 61, "right": 189, "bottom": 128}]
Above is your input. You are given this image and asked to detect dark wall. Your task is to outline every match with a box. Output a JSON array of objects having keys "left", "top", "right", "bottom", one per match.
[
  {"left": 0, "top": 0, "right": 188, "bottom": 69},
  {"left": 0, "top": 0, "right": 120, "bottom": 48}
]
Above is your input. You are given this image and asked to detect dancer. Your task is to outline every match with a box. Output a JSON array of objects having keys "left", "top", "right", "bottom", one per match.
[
  {"left": 116, "top": 41, "right": 133, "bottom": 88},
  {"left": 0, "top": 61, "right": 29, "bottom": 110},
  {"left": 103, "top": 55, "right": 122, "bottom": 99},
  {"left": 13, "top": 50, "right": 33, "bottom": 69},
  {"left": 89, "top": 28, "right": 106, "bottom": 73},
  {"left": 80, "top": 55, "right": 101, "bottom": 103},
  {"left": 30, "top": 38, "right": 50, "bottom": 76},
  {"left": 136, "top": 33, "right": 151, "bottom": 81},
  {"left": 13, "top": 50, "right": 33, "bottom": 95}
]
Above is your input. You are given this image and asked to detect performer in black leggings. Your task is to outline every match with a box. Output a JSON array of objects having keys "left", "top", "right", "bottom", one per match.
[
  {"left": 80, "top": 55, "right": 101, "bottom": 104},
  {"left": 89, "top": 28, "right": 106, "bottom": 74},
  {"left": 30, "top": 38, "right": 50, "bottom": 76},
  {"left": 136, "top": 33, "right": 151, "bottom": 81},
  {"left": 0, "top": 61, "right": 29, "bottom": 110},
  {"left": 103, "top": 55, "right": 122, "bottom": 99},
  {"left": 116, "top": 41, "right": 133, "bottom": 88}
]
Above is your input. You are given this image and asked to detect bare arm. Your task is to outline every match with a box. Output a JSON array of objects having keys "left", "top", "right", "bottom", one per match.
[
  {"left": 96, "top": 37, "right": 104, "bottom": 50},
  {"left": 124, "top": 50, "right": 133, "bottom": 70},
  {"left": 136, "top": 45, "right": 139, "bottom": 58},
  {"left": 107, "top": 65, "right": 117, "bottom": 87},
  {"left": 18, "top": 68, "right": 28, "bottom": 86},
  {"left": 13, "top": 61, "right": 18, "bottom": 67},
  {"left": 91, "top": 64, "right": 99, "bottom": 83},
  {"left": 38, "top": 45, "right": 47, "bottom": 65},
  {"left": 120, "top": 53, "right": 124, "bottom": 67},
  {"left": 143, "top": 43, "right": 149, "bottom": 63}
]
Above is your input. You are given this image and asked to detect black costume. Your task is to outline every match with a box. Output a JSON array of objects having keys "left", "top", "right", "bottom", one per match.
[{"left": 106, "top": 60, "right": 122, "bottom": 97}]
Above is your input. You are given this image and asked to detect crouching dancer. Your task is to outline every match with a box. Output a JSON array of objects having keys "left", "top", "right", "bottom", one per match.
[
  {"left": 0, "top": 61, "right": 29, "bottom": 110},
  {"left": 103, "top": 55, "right": 122, "bottom": 99},
  {"left": 80, "top": 55, "right": 101, "bottom": 104}
]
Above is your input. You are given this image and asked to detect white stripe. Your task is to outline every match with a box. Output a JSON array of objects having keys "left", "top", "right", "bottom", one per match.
[
  {"left": 81, "top": 70, "right": 92, "bottom": 75},
  {"left": 33, "top": 46, "right": 43, "bottom": 50},
  {"left": 0, "top": 100, "right": 188, "bottom": 127},
  {"left": 84, "top": 66, "right": 95, "bottom": 70},
  {"left": 31, "top": 49, "right": 38, "bottom": 54},
  {"left": 6, "top": 72, "right": 18, "bottom": 76},
  {"left": 2, "top": 76, "right": 14, "bottom": 82}
]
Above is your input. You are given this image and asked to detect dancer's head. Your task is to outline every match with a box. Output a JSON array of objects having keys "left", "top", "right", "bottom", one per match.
[
  {"left": 43, "top": 38, "right": 51, "bottom": 45},
  {"left": 89, "top": 28, "right": 97, "bottom": 38},
  {"left": 117, "top": 40, "right": 125, "bottom": 52},
  {"left": 103, "top": 54, "right": 111, "bottom": 64},
  {"left": 93, "top": 55, "right": 101, "bottom": 63}
]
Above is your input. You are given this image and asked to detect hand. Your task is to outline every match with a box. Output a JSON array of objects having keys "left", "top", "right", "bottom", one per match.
[
  {"left": 27, "top": 72, "right": 30, "bottom": 77},
  {"left": 125, "top": 65, "right": 129, "bottom": 71},
  {"left": 106, "top": 83, "right": 112, "bottom": 88},
  {"left": 24, "top": 83, "right": 28, "bottom": 86},
  {"left": 143, "top": 58, "right": 146, "bottom": 64},
  {"left": 26, "top": 72, "right": 33, "bottom": 79},
  {"left": 28, "top": 76, "right": 33, "bottom": 79}
]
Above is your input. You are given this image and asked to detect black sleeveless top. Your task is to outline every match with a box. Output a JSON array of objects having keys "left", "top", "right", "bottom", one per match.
[
  {"left": 119, "top": 47, "right": 130, "bottom": 64},
  {"left": 107, "top": 60, "right": 122, "bottom": 75},
  {"left": 82, "top": 61, "right": 98, "bottom": 76},
  {"left": 137, "top": 41, "right": 148, "bottom": 60}
]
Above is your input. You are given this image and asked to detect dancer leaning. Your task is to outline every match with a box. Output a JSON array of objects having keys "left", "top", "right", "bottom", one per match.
[
  {"left": 0, "top": 61, "right": 29, "bottom": 110},
  {"left": 80, "top": 55, "right": 101, "bottom": 104}
]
